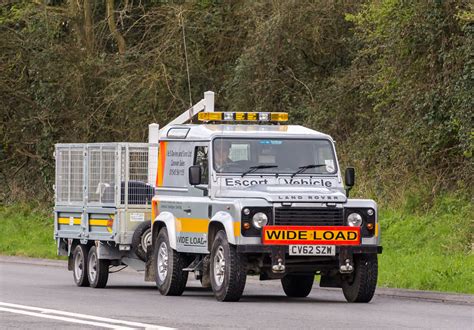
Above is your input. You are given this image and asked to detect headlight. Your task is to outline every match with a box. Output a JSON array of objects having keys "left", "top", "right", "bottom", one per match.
[
  {"left": 243, "top": 208, "right": 251, "bottom": 216},
  {"left": 347, "top": 212, "right": 363, "bottom": 227},
  {"left": 252, "top": 212, "right": 268, "bottom": 228}
]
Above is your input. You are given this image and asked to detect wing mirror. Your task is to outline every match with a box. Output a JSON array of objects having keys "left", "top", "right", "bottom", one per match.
[
  {"left": 189, "top": 165, "right": 202, "bottom": 186},
  {"left": 345, "top": 167, "right": 355, "bottom": 197}
]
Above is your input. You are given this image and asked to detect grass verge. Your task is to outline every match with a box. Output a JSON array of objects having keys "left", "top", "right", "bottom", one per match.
[
  {"left": 0, "top": 204, "right": 58, "bottom": 259},
  {"left": 0, "top": 194, "right": 472, "bottom": 293},
  {"left": 378, "top": 193, "right": 473, "bottom": 293}
]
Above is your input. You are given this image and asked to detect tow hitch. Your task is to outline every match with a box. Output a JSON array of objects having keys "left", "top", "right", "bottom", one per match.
[
  {"left": 339, "top": 249, "right": 354, "bottom": 274},
  {"left": 339, "top": 259, "right": 354, "bottom": 273},
  {"left": 271, "top": 247, "right": 286, "bottom": 273},
  {"left": 272, "top": 258, "right": 286, "bottom": 273}
]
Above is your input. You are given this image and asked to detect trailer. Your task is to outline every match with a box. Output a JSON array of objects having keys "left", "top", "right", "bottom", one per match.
[{"left": 54, "top": 92, "right": 214, "bottom": 287}]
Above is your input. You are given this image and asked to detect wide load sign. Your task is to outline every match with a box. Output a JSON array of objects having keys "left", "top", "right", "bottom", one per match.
[{"left": 262, "top": 226, "right": 360, "bottom": 245}]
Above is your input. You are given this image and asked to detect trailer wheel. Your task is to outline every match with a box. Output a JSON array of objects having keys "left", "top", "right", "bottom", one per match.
[
  {"left": 210, "top": 230, "right": 246, "bottom": 302},
  {"left": 132, "top": 221, "right": 152, "bottom": 262},
  {"left": 87, "top": 246, "right": 110, "bottom": 288},
  {"left": 72, "top": 244, "right": 89, "bottom": 287},
  {"left": 154, "top": 228, "right": 188, "bottom": 296},
  {"left": 342, "top": 254, "right": 378, "bottom": 303},
  {"left": 281, "top": 274, "right": 314, "bottom": 298}
]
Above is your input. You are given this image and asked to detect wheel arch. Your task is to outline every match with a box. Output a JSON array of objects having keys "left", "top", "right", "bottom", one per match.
[
  {"left": 152, "top": 211, "right": 177, "bottom": 250},
  {"left": 208, "top": 211, "right": 237, "bottom": 250}
]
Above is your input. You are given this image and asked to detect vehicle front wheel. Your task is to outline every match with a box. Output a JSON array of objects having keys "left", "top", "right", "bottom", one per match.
[
  {"left": 281, "top": 274, "right": 314, "bottom": 298},
  {"left": 342, "top": 254, "right": 378, "bottom": 303},
  {"left": 72, "top": 244, "right": 89, "bottom": 287},
  {"left": 87, "top": 246, "right": 110, "bottom": 288},
  {"left": 154, "top": 228, "right": 188, "bottom": 296},
  {"left": 210, "top": 230, "right": 246, "bottom": 302}
]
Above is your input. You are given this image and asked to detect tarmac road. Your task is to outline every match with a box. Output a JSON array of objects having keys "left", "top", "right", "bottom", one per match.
[{"left": 0, "top": 256, "right": 472, "bottom": 329}]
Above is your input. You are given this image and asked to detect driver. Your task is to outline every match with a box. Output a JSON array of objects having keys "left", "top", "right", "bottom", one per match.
[{"left": 214, "top": 140, "right": 233, "bottom": 171}]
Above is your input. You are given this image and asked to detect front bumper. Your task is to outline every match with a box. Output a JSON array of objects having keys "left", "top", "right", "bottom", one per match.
[
  {"left": 237, "top": 244, "right": 382, "bottom": 254},
  {"left": 237, "top": 244, "right": 382, "bottom": 275}
]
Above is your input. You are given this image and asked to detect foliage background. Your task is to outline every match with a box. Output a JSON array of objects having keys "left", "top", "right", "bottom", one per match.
[
  {"left": 1, "top": 0, "right": 472, "bottom": 203},
  {"left": 0, "top": 0, "right": 472, "bottom": 292}
]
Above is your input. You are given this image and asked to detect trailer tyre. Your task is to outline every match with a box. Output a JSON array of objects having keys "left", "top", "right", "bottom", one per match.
[
  {"left": 72, "top": 244, "right": 89, "bottom": 287},
  {"left": 154, "top": 228, "right": 188, "bottom": 296},
  {"left": 87, "top": 246, "right": 110, "bottom": 288},
  {"left": 210, "top": 230, "right": 247, "bottom": 302},
  {"left": 132, "top": 221, "right": 152, "bottom": 262},
  {"left": 281, "top": 274, "right": 314, "bottom": 298},
  {"left": 342, "top": 254, "right": 378, "bottom": 303}
]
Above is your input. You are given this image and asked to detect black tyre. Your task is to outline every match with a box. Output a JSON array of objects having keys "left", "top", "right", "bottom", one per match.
[
  {"left": 132, "top": 221, "right": 152, "bottom": 262},
  {"left": 87, "top": 246, "right": 110, "bottom": 288},
  {"left": 210, "top": 230, "right": 246, "bottom": 302},
  {"left": 342, "top": 254, "right": 378, "bottom": 303},
  {"left": 72, "top": 244, "right": 89, "bottom": 287},
  {"left": 281, "top": 274, "right": 314, "bottom": 298},
  {"left": 154, "top": 228, "right": 188, "bottom": 296}
]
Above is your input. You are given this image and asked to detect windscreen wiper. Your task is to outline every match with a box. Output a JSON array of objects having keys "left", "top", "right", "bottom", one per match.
[
  {"left": 242, "top": 165, "right": 278, "bottom": 177},
  {"left": 291, "top": 164, "right": 326, "bottom": 178}
]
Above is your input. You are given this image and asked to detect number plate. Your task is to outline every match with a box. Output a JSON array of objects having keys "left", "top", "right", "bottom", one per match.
[{"left": 289, "top": 245, "right": 336, "bottom": 256}]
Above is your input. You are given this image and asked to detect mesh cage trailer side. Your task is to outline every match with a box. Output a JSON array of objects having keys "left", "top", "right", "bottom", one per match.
[{"left": 54, "top": 143, "right": 156, "bottom": 244}]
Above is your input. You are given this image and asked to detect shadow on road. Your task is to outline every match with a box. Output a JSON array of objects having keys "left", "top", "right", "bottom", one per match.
[
  {"left": 94, "top": 284, "right": 344, "bottom": 304},
  {"left": 105, "top": 285, "right": 157, "bottom": 290},
  {"left": 240, "top": 295, "right": 343, "bottom": 304}
]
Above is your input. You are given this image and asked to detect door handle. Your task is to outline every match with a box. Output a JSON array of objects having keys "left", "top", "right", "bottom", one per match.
[{"left": 183, "top": 208, "right": 192, "bottom": 213}]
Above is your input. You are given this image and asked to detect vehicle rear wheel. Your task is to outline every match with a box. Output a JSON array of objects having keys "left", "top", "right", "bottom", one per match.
[
  {"left": 72, "top": 244, "right": 89, "bottom": 287},
  {"left": 87, "top": 246, "right": 110, "bottom": 288},
  {"left": 154, "top": 228, "right": 188, "bottom": 296},
  {"left": 342, "top": 254, "right": 378, "bottom": 303},
  {"left": 281, "top": 274, "right": 314, "bottom": 297},
  {"left": 132, "top": 221, "right": 152, "bottom": 262},
  {"left": 210, "top": 230, "right": 246, "bottom": 302}
]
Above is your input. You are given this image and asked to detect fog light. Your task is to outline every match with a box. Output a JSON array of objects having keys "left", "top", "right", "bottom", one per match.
[
  {"left": 366, "top": 223, "right": 374, "bottom": 230},
  {"left": 243, "top": 222, "right": 251, "bottom": 230}
]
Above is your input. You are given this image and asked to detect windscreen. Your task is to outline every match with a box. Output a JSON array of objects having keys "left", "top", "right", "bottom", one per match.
[{"left": 213, "top": 138, "right": 337, "bottom": 175}]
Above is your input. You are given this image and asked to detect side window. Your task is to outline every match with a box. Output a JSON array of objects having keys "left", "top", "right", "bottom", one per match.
[{"left": 194, "top": 146, "right": 209, "bottom": 184}]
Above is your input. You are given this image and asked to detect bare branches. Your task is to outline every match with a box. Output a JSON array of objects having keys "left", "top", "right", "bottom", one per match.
[{"left": 83, "top": 0, "right": 95, "bottom": 54}]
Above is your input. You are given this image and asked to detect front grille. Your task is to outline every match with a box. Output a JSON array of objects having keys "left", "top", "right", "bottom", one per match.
[{"left": 274, "top": 207, "right": 344, "bottom": 226}]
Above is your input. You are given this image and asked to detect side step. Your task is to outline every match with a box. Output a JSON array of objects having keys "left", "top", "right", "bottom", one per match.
[{"left": 183, "top": 257, "right": 203, "bottom": 272}]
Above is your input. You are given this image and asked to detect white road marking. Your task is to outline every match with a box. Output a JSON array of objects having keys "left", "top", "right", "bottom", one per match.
[
  {"left": 0, "top": 307, "right": 133, "bottom": 329},
  {"left": 0, "top": 302, "right": 174, "bottom": 329}
]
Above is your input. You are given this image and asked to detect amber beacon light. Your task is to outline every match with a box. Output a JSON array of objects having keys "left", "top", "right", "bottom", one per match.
[{"left": 198, "top": 112, "right": 288, "bottom": 122}]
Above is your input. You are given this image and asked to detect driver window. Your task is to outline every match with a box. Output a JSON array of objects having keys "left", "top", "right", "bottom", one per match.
[{"left": 194, "top": 146, "right": 208, "bottom": 184}]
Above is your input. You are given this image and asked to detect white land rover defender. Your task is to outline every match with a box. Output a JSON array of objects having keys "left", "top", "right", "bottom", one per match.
[
  {"left": 54, "top": 91, "right": 381, "bottom": 302},
  {"left": 148, "top": 100, "right": 382, "bottom": 303}
]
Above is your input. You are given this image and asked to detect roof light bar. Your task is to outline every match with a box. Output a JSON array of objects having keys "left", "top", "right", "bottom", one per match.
[{"left": 198, "top": 112, "right": 288, "bottom": 122}]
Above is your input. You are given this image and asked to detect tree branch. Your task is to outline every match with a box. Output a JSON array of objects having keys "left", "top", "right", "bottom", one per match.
[{"left": 106, "top": 0, "right": 126, "bottom": 55}]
